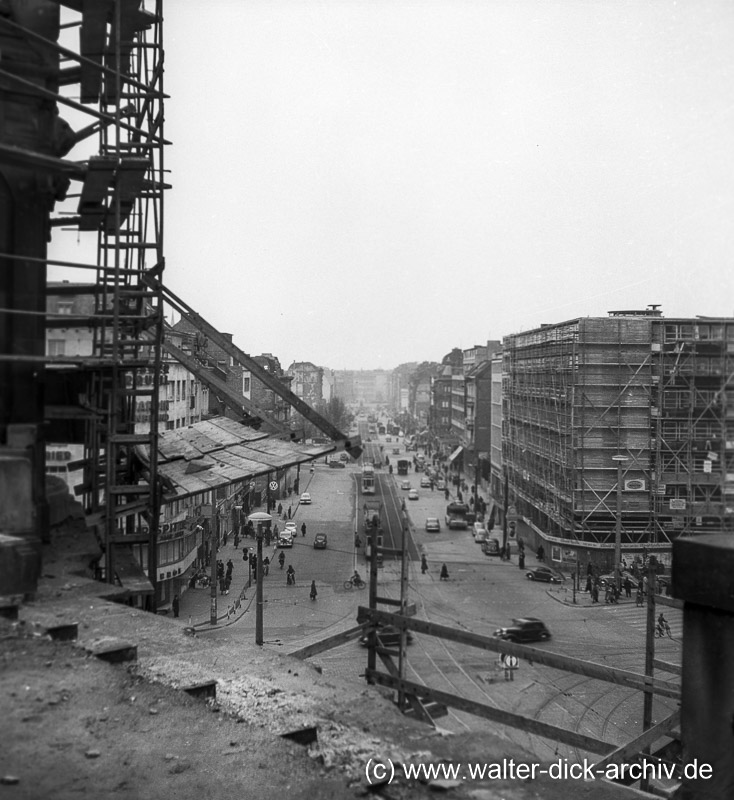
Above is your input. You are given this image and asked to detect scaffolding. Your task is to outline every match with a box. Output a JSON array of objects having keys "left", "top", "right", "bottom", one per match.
[
  {"left": 0, "top": 1, "right": 167, "bottom": 606},
  {"left": 502, "top": 311, "right": 734, "bottom": 562}
]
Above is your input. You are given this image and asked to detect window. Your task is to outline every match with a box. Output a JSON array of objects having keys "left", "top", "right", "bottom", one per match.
[
  {"left": 243, "top": 375, "right": 251, "bottom": 394},
  {"left": 56, "top": 301, "right": 73, "bottom": 315},
  {"left": 48, "top": 339, "right": 66, "bottom": 356}
]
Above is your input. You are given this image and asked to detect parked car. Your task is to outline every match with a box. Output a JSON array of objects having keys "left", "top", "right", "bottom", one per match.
[
  {"left": 494, "top": 618, "right": 551, "bottom": 644},
  {"left": 526, "top": 565, "right": 563, "bottom": 583},
  {"left": 425, "top": 517, "right": 441, "bottom": 532},
  {"left": 472, "top": 522, "right": 489, "bottom": 543},
  {"left": 420, "top": 476, "right": 431, "bottom": 488},
  {"left": 400, "top": 480, "right": 411, "bottom": 490},
  {"left": 278, "top": 532, "right": 294, "bottom": 548},
  {"left": 300, "top": 492, "right": 312, "bottom": 504},
  {"left": 482, "top": 538, "right": 501, "bottom": 556},
  {"left": 329, "top": 458, "right": 345, "bottom": 468},
  {"left": 408, "top": 488, "right": 419, "bottom": 500},
  {"left": 359, "top": 624, "right": 414, "bottom": 648},
  {"left": 313, "top": 533, "right": 327, "bottom": 549},
  {"left": 599, "top": 571, "right": 637, "bottom": 590}
]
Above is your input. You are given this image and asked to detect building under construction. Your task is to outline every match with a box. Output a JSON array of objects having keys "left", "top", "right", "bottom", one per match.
[
  {"left": 502, "top": 308, "right": 734, "bottom": 567},
  {"left": 0, "top": 1, "right": 358, "bottom": 610}
]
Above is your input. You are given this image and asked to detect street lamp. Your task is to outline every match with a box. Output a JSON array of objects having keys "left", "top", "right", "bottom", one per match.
[{"left": 611, "top": 455, "right": 629, "bottom": 593}]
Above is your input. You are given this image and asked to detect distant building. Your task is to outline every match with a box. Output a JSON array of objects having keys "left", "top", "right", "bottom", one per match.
[{"left": 286, "top": 361, "right": 324, "bottom": 406}]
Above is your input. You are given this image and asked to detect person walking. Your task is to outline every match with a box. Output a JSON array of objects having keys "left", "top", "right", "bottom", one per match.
[
  {"left": 440, "top": 563, "right": 449, "bottom": 581},
  {"left": 278, "top": 550, "right": 285, "bottom": 569},
  {"left": 286, "top": 565, "right": 295, "bottom": 586},
  {"left": 263, "top": 556, "right": 270, "bottom": 576},
  {"left": 421, "top": 554, "right": 428, "bottom": 574},
  {"left": 310, "top": 580, "right": 317, "bottom": 601},
  {"left": 172, "top": 594, "right": 179, "bottom": 618},
  {"left": 636, "top": 584, "right": 644, "bottom": 607},
  {"left": 624, "top": 576, "right": 632, "bottom": 598},
  {"left": 301, "top": 522, "right": 307, "bottom": 538},
  {"left": 277, "top": 502, "right": 283, "bottom": 517}
]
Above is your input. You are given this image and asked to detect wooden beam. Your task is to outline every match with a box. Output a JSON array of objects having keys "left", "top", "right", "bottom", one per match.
[
  {"left": 287, "top": 625, "right": 364, "bottom": 660},
  {"left": 357, "top": 607, "right": 680, "bottom": 700},
  {"left": 592, "top": 710, "right": 680, "bottom": 771},
  {"left": 366, "top": 669, "right": 615, "bottom": 756}
]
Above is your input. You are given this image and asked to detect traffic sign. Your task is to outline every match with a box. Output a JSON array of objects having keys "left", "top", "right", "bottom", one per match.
[
  {"left": 502, "top": 654, "right": 519, "bottom": 669},
  {"left": 269, "top": 481, "right": 278, "bottom": 491}
]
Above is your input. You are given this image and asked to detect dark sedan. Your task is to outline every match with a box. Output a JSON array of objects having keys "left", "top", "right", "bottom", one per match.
[
  {"left": 526, "top": 565, "right": 563, "bottom": 583},
  {"left": 494, "top": 617, "right": 551, "bottom": 644}
]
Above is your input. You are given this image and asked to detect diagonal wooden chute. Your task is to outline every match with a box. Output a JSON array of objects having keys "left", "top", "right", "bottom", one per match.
[{"left": 142, "top": 267, "right": 362, "bottom": 459}]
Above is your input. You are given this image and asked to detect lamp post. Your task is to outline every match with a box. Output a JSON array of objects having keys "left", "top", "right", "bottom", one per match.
[{"left": 611, "top": 455, "right": 629, "bottom": 593}]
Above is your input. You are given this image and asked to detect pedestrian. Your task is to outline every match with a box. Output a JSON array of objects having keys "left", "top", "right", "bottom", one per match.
[
  {"left": 537, "top": 544, "right": 545, "bottom": 562},
  {"left": 518, "top": 551, "right": 525, "bottom": 570},
  {"left": 172, "top": 594, "right": 179, "bottom": 618},
  {"left": 277, "top": 502, "right": 283, "bottom": 516},
  {"left": 278, "top": 550, "right": 285, "bottom": 569},
  {"left": 263, "top": 556, "right": 270, "bottom": 576},
  {"left": 636, "top": 585, "right": 644, "bottom": 607},
  {"left": 288, "top": 506, "right": 292, "bottom": 519},
  {"left": 226, "top": 558, "right": 233, "bottom": 575},
  {"left": 301, "top": 522, "right": 306, "bottom": 538},
  {"left": 444, "top": 487, "right": 449, "bottom": 501},
  {"left": 224, "top": 575, "right": 231, "bottom": 594},
  {"left": 585, "top": 574, "right": 593, "bottom": 594},
  {"left": 310, "top": 580, "right": 317, "bottom": 601},
  {"left": 592, "top": 580, "right": 599, "bottom": 604},
  {"left": 273, "top": 523, "right": 279, "bottom": 539},
  {"left": 219, "top": 576, "right": 226, "bottom": 595},
  {"left": 440, "top": 563, "right": 449, "bottom": 581},
  {"left": 234, "top": 532, "right": 239, "bottom": 549},
  {"left": 624, "top": 576, "right": 632, "bottom": 598},
  {"left": 223, "top": 531, "right": 228, "bottom": 547},
  {"left": 421, "top": 554, "right": 428, "bottom": 574},
  {"left": 286, "top": 565, "right": 295, "bottom": 586}
]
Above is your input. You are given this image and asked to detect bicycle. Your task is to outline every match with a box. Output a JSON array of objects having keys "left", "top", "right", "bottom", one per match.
[{"left": 344, "top": 575, "right": 366, "bottom": 590}]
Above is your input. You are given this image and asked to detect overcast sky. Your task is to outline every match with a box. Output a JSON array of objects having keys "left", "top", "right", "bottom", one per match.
[{"left": 51, "top": 1, "right": 734, "bottom": 370}]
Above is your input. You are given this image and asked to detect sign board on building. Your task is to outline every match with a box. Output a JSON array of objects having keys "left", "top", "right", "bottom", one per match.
[{"left": 669, "top": 499, "right": 686, "bottom": 511}]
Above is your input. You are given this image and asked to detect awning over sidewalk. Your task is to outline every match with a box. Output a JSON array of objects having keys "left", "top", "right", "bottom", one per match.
[
  {"left": 448, "top": 445, "right": 464, "bottom": 463},
  {"left": 139, "top": 417, "right": 335, "bottom": 502}
]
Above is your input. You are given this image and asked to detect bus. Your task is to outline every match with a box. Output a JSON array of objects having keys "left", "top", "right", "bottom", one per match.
[{"left": 361, "top": 463, "right": 376, "bottom": 494}]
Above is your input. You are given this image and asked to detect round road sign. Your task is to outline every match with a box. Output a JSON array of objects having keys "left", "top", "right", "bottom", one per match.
[
  {"left": 269, "top": 481, "right": 278, "bottom": 491},
  {"left": 502, "top": 654, "right": 519, "bottom": 669}
]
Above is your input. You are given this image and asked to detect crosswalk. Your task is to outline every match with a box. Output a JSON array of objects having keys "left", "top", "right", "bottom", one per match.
[{"left": 602, "top": 602, "right": 684, "bottom": 641}]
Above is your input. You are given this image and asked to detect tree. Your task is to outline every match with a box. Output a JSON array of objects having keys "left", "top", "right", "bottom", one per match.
[{"left": 314, "top": 396, "right": 351, "bottom": 434}]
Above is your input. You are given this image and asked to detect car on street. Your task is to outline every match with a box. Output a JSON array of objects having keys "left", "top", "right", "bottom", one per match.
[
  {"left": 494, "top": 617, "right": 551, "bottom": 644},
  {"left": 313, "top": 533, "right": 327, "bottom": 549},
  {"left": 472, "top": 522, "right": 489, "bottom": 542},
  {"left": 284, "top": 521, "right": 296, "bottom": 534},
  {"left": 300, "top": 492, "right": 312, "bottom": 504},
  {"left": 420, "top": 476, "right": 431, "bottom": 488},
  {"left": 359, "top": 624, "right": 414, "bottom": 648},
  {"left": 437, "top": 479, "right": 446, "bottom": 491},
  {"left": 526, "top": 565, "right": 563, "bottom": 583},
  {"left": 400, "top": 480, "right": 411, "bottom": 490},
  {"left": 482, "top": 538, "right": 501, "bottom": 556},
  {"left": 278, "top": 531, "right": 294, "bottom": 548},
  {"left": 329, "top": 458, "right": 345, "bottom": 468},
  {"left": 599, "top": 571, "right": 637, "bottom": 590},
  {"left": 408, "top": 488, "right": 419, "bottom": 500},
  {"left": 425, "top": 517, "right": 441, "bottom": 532}
]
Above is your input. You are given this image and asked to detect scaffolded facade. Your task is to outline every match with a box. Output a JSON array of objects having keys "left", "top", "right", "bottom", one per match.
[
  {"left": 502, "top": 311, "right": 734, "bottom": 559},
  {"left": 1, "top": 1, "right": 167, "bottom": 604}
]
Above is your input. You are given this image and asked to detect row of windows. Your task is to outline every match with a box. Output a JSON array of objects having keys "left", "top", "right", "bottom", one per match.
[{"left": 664, "top": 323, "right": 734, "bottom": 342}]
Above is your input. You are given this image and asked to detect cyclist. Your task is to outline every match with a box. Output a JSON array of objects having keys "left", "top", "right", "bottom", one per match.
[
  {"left": 657, "top": 613, "right": 671, "bottom": 637},
  {"left": 352, "top": 570, "right": 363, "bottom": 586},
  {"left": 278, "top": 550, "right": 285, "bottom": 569}
]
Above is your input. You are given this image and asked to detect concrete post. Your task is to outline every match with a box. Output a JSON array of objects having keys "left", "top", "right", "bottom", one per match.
[{"left": 673, "top": 534, "right": 734, "bottom": 799}]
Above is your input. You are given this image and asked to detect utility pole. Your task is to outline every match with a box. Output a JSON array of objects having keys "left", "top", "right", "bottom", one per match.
[
  {"left": 256, "top": 526, "right": 264, "bottom": 645},
  {"left": 209, "top": 504, "right": 218, "bottom": 625},
  {"left": 611, "top": 455, "right": 628, "bottom": 593},
  {"left": 640, "top": 559, "right": 657, "bottom": 794}
]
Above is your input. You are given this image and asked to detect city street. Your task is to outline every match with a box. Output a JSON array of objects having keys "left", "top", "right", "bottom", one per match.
[{"left": 177, "top": 426, "right": 682, "bottom": 770}]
